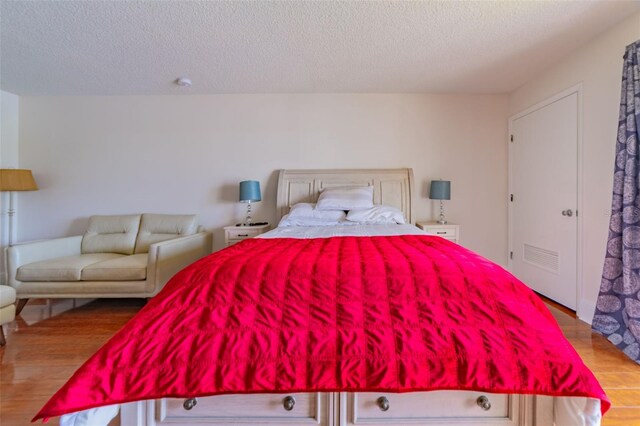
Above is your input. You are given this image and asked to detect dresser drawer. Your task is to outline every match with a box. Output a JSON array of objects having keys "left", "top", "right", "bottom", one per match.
[
  {"left": 157, "top": 392, "right": 329, "bottom": 425},
  {"left": 348, "top": 391, "right": 513, "bottom": 424}
]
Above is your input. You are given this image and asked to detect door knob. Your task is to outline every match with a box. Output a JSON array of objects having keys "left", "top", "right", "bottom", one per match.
[{"left": 562, "top": 209, "right": 573, "bottom": 217}]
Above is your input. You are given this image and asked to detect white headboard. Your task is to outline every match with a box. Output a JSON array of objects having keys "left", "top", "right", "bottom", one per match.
[{"left": 276, "top": 168, "right": 414, "bottom": 224}]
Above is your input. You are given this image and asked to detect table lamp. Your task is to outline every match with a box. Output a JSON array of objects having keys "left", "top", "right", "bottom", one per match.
[
  {"left": 0, "top": 169, "right": 38, "bottom": 246},
  {"left": 239, "top": 180, "right": 261, "bottom": 225},
  {"left": 429, "top": 180, "right": 451, "bottom": 225}
]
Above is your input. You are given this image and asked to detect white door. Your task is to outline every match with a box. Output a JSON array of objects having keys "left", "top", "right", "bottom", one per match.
[{"left": 510, "top": 91, "right": 578, "bottom": 310}]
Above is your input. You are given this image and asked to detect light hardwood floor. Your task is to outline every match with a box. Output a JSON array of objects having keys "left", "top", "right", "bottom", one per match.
[
  {"left": 543, "top": 298, "right": 640, "bottom": 425},
  {"left": 0, "top": 297, "right": 639, "bottom": 425}
]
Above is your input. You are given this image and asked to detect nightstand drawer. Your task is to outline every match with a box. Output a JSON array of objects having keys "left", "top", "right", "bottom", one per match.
[
  {"left": 416, "top": 222, "right": 460, "bottom": 244},
  {"left": 226, "top": 228, "right": 264, "bottom": 240},
  {"left": 224, "top": 224, "right": 271, "bottom": 246},
  {"left": 427, "top": 227, "right": 457, "bottom": 237}
]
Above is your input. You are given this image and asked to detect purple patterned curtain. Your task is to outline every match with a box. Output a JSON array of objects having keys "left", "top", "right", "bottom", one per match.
[{"left": 592, "top": 40, "right": 640, "bottom": 364}]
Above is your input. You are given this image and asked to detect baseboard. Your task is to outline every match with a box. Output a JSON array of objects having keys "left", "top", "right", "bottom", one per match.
[{"left": 577, "top": 299, "right": 596, "bottom": 325}]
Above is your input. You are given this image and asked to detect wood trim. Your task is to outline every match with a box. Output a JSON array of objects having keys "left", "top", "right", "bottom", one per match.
[{"left": 535, "top": 291, "right": 577, "bottom": 318}]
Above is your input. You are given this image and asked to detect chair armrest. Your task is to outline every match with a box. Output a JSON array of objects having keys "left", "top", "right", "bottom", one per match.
[
  {"left": 7, "top": 236, "right": 83, "bottom": 287},
  {"left": 146, "top": 232, "right": 213, "bottom": 295}
]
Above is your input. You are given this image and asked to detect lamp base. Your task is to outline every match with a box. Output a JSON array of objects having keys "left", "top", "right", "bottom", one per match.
[
  {"left": 7, "top": 192, "right": 16, "bottom": 246},
  {"left": 437, "top": 200, "right": 447, "bottom": 225},
  {"left": 245, "top": 201, "right": 253, "bottom": 225}
]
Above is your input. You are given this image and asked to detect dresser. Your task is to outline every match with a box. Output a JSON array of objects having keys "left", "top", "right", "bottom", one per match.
[
  {"left": 416, "top": 221, "right": 460, "bottom": 243},
  {"left": 224, "top": 223, "right": 271, "bottom": 246}
]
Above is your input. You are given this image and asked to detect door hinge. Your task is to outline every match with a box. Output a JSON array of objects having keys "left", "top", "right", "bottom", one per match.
[
  {"left": 510, "top": 251, "right": 513, "bottom": 260},
  {"left": 510, "top": 134, "right": 514, "bottom": 142},
  {"left": 510, "top": 194, "right": 514, "bottom": 202}
]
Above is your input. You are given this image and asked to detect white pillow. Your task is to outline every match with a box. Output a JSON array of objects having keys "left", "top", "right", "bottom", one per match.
[
  {"left": 346, "top": 205, "right": 406, "bottom": 225},
  {"left": 316, "top": 186, "right": 374, "bottom": 211},
  {"left": 278, "top": 214, "right": 347, "bottom": 227},
  {"left": 278, "top": 203, "right": 347, "bottom": 227},
  {"left": 287, "top": 203, "right": 345, "bottom": 220}
]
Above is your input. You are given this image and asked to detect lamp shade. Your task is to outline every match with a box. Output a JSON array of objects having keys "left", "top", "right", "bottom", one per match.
[
  {"left": 429, "top": 180, "right": 450, "bottom": 200},
  {"left": 0, "top": 169, "right": 38, "bottom": 191},
  {"left": 239, "top": 180, "right": 261, "bottom": 203}
]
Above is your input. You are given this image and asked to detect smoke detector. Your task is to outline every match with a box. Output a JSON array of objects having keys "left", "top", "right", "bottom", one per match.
[{"left": 175, "top": 77, "right": 192, "bottom": 87}]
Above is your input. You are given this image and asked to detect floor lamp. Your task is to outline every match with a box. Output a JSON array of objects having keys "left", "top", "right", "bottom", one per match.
[{"left": 0, "top": 169, "right": 38, "bottom": 246}]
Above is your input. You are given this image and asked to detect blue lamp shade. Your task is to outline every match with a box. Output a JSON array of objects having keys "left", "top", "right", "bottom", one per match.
[
  {"left": 429, "top": 180, "right": 451, "bottom": 200},
  {"left": 239, "top": 180, "right": 261, "bottom": 203}
]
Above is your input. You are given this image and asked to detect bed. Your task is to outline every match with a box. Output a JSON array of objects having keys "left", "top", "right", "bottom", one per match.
[{"left": 35, "top": 169, "right": 607, "bottom": 426}]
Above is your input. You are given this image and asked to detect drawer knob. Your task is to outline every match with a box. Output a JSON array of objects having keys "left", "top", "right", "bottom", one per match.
[
  {"left": 377, "top": 396, "right": 390, "bottom": 411},
  {"left": 283, "top": 395, "right": 296, "bottom": 411},
  {"left": 238, "top": 234, "right": 249, "bottom": 237},
  {"left": 476, "top": 395, "right": 491, "bottom": 411},
  {"left": 183, "top": 398, "right": 198, "bottom": 411}
]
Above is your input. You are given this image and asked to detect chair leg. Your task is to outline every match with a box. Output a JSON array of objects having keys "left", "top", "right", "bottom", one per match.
[
  {"left": 15, "top": 298, "right": 28, "bottom": 316},
  {"left": 0, "top": 325, "right": 6, "bottom": 346}
]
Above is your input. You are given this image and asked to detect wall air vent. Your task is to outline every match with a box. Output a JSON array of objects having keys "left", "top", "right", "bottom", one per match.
[{"left": 523, "top": 244, "right": 559, "bottom": 273}]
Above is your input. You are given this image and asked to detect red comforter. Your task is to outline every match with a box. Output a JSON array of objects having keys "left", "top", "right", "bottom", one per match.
[{"left": 35, "top": 235, "right": 609, "bottom": 421}]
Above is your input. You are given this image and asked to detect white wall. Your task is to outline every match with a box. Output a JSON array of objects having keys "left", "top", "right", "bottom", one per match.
[
  {"left": 509, "top": 13, "right": 640, "bottom": 321},
  {"left": 1, "top": 92, "right": 19, "bottom": 168},
  {"left": 18, "top": 94, "right": 509, "bottom": 262},
  {"left": 0, "top": 90, "right": 20, "bottom": 283}
]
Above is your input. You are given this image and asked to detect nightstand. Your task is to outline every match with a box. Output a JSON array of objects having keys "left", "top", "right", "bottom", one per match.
[
  {"left": 224, "top": 223, "right": 271, "bottom": 246},
  {"left": 416, "top": 221, "right": 460, "bottom": 243}
]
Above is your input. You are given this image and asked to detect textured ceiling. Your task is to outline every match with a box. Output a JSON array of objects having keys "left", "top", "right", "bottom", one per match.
[{"left": 1, "top": 1, "right": 639, "bottom": 95}]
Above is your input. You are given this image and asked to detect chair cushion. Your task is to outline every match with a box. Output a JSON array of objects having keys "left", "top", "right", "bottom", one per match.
[
  {"left": 134, "top": 214, "right": 198, "bottom": 254},
  {"left": 82, "top": 215, "right": 141, "bottom": 255},
  {"left": 0, "top": 304, "right": 15, "bottom": 326},
  {"left": 0, "top": 285, "right": 17, "bottom": 307},
  {"left": 17, "top": 254, "right": 123, "bottom": 282},
  {"left": 81, "top": 254, "right": 148, "bottom": 281}
]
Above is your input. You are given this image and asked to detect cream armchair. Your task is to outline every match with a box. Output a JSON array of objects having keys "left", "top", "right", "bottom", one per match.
[{"left": 7, "top": 214, "right": 213, "bottom": 314}]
